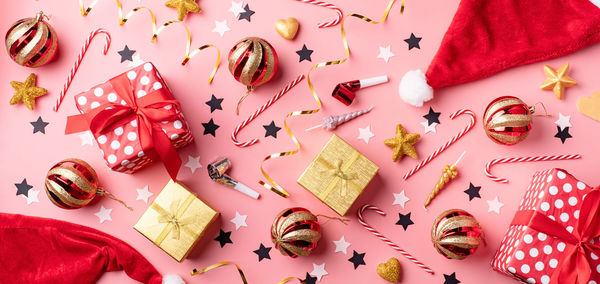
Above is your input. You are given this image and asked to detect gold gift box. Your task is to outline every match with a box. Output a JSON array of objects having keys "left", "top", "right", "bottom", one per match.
[
  {"left": 134, "top": 180, "right": 218, "bottom": 262},
  {"left": 298, "top": 134, "right": 379, "bottom": 216}
]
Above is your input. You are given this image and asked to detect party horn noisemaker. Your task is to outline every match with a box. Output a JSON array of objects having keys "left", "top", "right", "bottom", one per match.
[
  {"left": 208, "top": 157, "right": 260, "bottom": 199},
  {"left": 332, "top": 75, "right": 388, "bottom": 105}
]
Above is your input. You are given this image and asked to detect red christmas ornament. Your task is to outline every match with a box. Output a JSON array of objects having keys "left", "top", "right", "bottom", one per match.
[
  {"left": 228, "top": 37, "right": 278, "bottom": 114},
  {"left": 45, "top": 158, "right": 131, "bottom": 210},
  {"left": 431, "top": 209, "right": 484, "bottom": 260},
  {"left": 5, "top": 12, "right": 59, "bottom": 68},
  {"left": 271, "top": 207, "right": 321, "bottom": 258},
  {"left": 483, "top": 96, "right": 533, "bottom": 145}
]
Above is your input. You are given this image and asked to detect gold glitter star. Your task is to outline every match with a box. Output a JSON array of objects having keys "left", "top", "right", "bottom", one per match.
[
  {"left": 540, "top": 63, "right": 577, "bottom": 100},
  {"left": 9, "top": 73, "right": 47, "bottom": 111},
  {"left": 384, "top": 124, "right": 420, "bottom": 162},
  {"left": 165, "top": 0, "right": 201, "bottom": 21}
]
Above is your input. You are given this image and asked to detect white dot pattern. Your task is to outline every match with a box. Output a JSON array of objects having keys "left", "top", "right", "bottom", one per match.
[
  {"left": 491, "top": 169, "right": 599, "bottom": 283},
  {"left": 71, "top": 62, "right": 193, "bottom": 175}
]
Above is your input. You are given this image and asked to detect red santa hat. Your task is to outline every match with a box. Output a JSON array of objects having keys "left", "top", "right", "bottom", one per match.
[
  {"left": 0, "top": 213, "right": 184, "bottom": 284},
  {"left": 399, "top": 0, "right": 600, "bottom": 107}
]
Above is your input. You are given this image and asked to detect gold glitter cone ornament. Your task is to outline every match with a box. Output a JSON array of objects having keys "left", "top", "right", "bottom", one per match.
[{"left": 424, "top": 151, "right": 465, "bottom": 208}]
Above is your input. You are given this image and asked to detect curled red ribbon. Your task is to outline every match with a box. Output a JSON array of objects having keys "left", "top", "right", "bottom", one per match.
[
  {"left": 511, "top": 188, "right": 600, "bottom": 284},
  {"left": 65, "top": 72, "right": 182, "bottom": 180}
]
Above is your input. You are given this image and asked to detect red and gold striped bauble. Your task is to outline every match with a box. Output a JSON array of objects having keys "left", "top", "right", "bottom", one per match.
[
  {"left": 44, "top": 159, "right": 105, "bottom": 209},
  {"left": 431, "top": 209, "right": 484, "bottom": 260},
  {"left": 271, "top": 207, "right": 321, "bottom": 258},
  {"left": 483, "top": 96, "right": 533, "bottom": 145},
  {"left": 5, "top": 12, "right": 58, "bottom": 68}
]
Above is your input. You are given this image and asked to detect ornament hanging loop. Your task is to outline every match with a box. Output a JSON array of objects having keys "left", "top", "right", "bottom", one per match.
[
  {"left": 530, "top": 102, "right": 552, "bottom": 117},
  {"left": 35, "top": 11, "right": 50, "bottom": 22},
  {"left": 316, "top": 214, "right": 350, "bottom": 225},
  {"left": 97, "top": 187, "right": 134, "bottom": 211},
  {"left": 236, "top": 86, "right": 255, "bottom": 115}
]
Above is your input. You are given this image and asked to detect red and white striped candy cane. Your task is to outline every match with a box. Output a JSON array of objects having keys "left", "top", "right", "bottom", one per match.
[
  {"left": 404, "top": 109, "right": 476, "bottom": 180},
  {"left": 485, "top": 154, "right": 582, "bottom": 183},
  {"left": 231, "top": 74, "right": 305, "bottom": 147},
  {"left": 358, "top": 204, "right": 434, "bottom": 275},
  {"left": 292, "top": 0, "right": 343, "bottom": 28},
  {"left": 53, "top": 28, "right": 111, "bottom": 112}
]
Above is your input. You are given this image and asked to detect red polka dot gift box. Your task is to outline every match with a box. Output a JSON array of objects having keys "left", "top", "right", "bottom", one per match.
[
  {"left": 65, "top": 62, "right": 193, "bottom": 179},
  {"left": 492, "top": 168, "right": 600, "bottom": 284}
]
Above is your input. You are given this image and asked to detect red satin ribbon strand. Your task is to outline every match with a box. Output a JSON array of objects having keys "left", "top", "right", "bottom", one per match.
[
  {"left": 65, "top": 72, "right": 183, "bottom": 180},
  {"left": 510, "top": 188, "right": 600, "bottom": 284}
]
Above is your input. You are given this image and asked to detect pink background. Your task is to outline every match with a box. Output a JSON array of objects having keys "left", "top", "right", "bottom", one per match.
[{"left": 2, "top": 0, "right": 600, "bottom": 283}]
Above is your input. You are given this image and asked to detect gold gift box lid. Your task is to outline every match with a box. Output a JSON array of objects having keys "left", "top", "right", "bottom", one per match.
[
  {"left": 298, "top": 134, "right": 379, "bottom": 216},
  {"left": 134, "top": 180, "right": 219, "bottom": 262}
]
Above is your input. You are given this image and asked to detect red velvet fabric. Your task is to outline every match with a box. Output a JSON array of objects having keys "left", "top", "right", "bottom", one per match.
[
  {"left": 0, "top": 213, "right": 163, "bottom": 284},
  {"left": 426, "top": 0, "right": 600, "bottom": 89}
]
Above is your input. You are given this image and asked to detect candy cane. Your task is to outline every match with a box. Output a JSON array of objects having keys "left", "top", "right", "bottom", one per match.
[
  {"left": 232, "top": 74, "right": 305, "bottom": 147},
  {"left": 404, "top": 109, "right": 475, "bottom": 180},
  {"left": 358, "top": 204, "right": 435, "bottom": 275},
  {"left": 292, "top": 0, "right": 343, "bottom": 28},
  {"left": 485, "top": 154, "right": 582, "bottom": 183},
  {"left": 54, "top": 28, "right": 111, "bottom": 112}
]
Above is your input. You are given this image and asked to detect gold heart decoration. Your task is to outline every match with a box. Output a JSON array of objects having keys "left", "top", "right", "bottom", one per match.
[
  {"left": 377, "top": 257, "right": 402, "bottom": 283},
  {"left": 577, "top": 91, "right": 600, "bottom": 122},
  {"left": 274, "top": 18, "right": 299, "bottom": 40}
]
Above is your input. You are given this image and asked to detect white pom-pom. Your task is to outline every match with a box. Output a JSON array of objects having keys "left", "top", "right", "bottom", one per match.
[
  {"left": 162, "top": 274, "right": 185, "bottom": 284},
  {"left": 399, "top": 69, "right": 433, "bottom": 107}
]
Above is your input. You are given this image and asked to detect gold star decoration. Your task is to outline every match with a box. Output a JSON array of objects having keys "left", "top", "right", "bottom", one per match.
[
  {"left": 165, "top": 0, "right": 201, "bottom": 21},
  {"left": 384, "top": 124, "right": 420, "bottom": 162},
  {"left": 540, "top": 63, "right": 577, "bottom": 100},
  {"left": 9, "top": 73, "right": 47, "bottom": 111}
]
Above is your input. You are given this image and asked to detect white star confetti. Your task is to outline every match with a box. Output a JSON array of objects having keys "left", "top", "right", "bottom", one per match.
[
  {"left": 136, "top": 185, "right": 153, "bottom": 203},
  {"left": 228, "top": 1, "right": 245, "bottom": 17},
  {"left": 333, "top": 236, "right": 351, "bottom": 254},
  {"left": 487, "top": 196, "right": 504, "bottom": 215},
  {"left": 23, "top": 189, "right": 40, "bottom": 205},
  {"left": 377, "top": 45, "right": 395, "bottom": 63},
  {"left": 94, "top": 206, "right": 113, "bottom": 224},
  {"left": 392, "top": 190, "right": 410, "bottom": 208},
  {"left": 212, "top": 20, "right": 231, "bottom": 37},
  {"left": 420, "top": 121, "right": 438, "bottom": 134},
  {"left": 357, "top": 125, "right": 375, "bottom": 144},
  {"left": 79, "top": 131, "right": 94, "bottom": 146},
  {"left": 128, "top": 54, "right": 144, "bottom": 67},
  {"left": 184, "top": 155, "right": 202, "bottom": 174},
  {"left": 230, "top": 211, "right": 248, "bottom": 230},
  {"left": 554, "top": 113, "right": 572, "bottom": 130},
  {"left": 311, "top": 263, "right": 328, "bottom": 281}
]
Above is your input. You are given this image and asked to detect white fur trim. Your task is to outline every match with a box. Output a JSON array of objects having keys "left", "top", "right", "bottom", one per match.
[
  {"left": 398, "top": 69, "right": 433, "bottom": 107},
  {"left": 163, "top": 274, "right": 185, "bottom": 284}
]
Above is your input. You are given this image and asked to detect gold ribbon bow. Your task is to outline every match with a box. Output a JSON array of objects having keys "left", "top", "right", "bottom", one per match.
[
  {"left": 152, "top": 196, "right": 198, "bottom": 242},
  {"left": 320, "top": 159, "right": 358, "bottom": 197}
]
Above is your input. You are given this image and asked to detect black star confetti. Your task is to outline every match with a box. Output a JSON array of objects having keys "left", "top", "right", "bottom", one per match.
[
  {"left": 554, "top": 126, "right": 572, "bottom": 144},
  {"left": 464, "top": 183, "right": 481, "bottom": 201},
  {"left": 263, "top": 121, "right": 281, "bottom": 138},
  {"left": 214, "top": 229, "right": 232, "bottom": 248},
  {"left": 423, "top": 107, "right": 441, "bottom": 125},
  {"left": 443, "top": 272, "right": 461, "bottom": 284},
  {"left": 253, "top": 243, "right": 272, "bottom": 262},
  {"left": 404, "top": 33, "right": 422, "bottom": 50},
  {"left": 296, "top": 44, "right": 314, "bottom": 62},
  {"left": 238, "top": 4, "right": 254, "bottom": 22},
  {"left": 396, "top": 212, "right": 414, "bottom": 230},
  {"left": 117, "top": 45, "right": 136, "bottom": 62},
  {"left": 202, "top": 118, "right": 220, "bottom": 137},
  {"left": 347, "top": 250, "right": 366, "bottom": 269},
  {"left": 205, "top": 94, "right": 223, "bottom": 113},
  {"left": 30, "top": 116, "right": 49, "bottom": 134},
  {"left": 302, "top": 272, "right": 317, "bottom": 284},
  {"left": 15, "top": 179, "right": 33, "bottom": 197}
]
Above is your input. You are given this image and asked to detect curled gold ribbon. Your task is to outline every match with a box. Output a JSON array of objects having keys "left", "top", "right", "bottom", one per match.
[
  {"left": 259, "top": 0, "right": 398, "bottom": 198},
  {"left": 191, "top": 261, "right": 248, "bottom": 284},
  {"left": 78, "top": 0, "right": 220, "bottom": 83}
]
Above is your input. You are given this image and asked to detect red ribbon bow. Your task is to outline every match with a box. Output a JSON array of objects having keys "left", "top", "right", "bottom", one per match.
[
  {"left": 66, "top": 72, "right": 183, "bottom": 180},
  {"left": 511, "top": 188, "right": 600, "bottom": 284}
]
